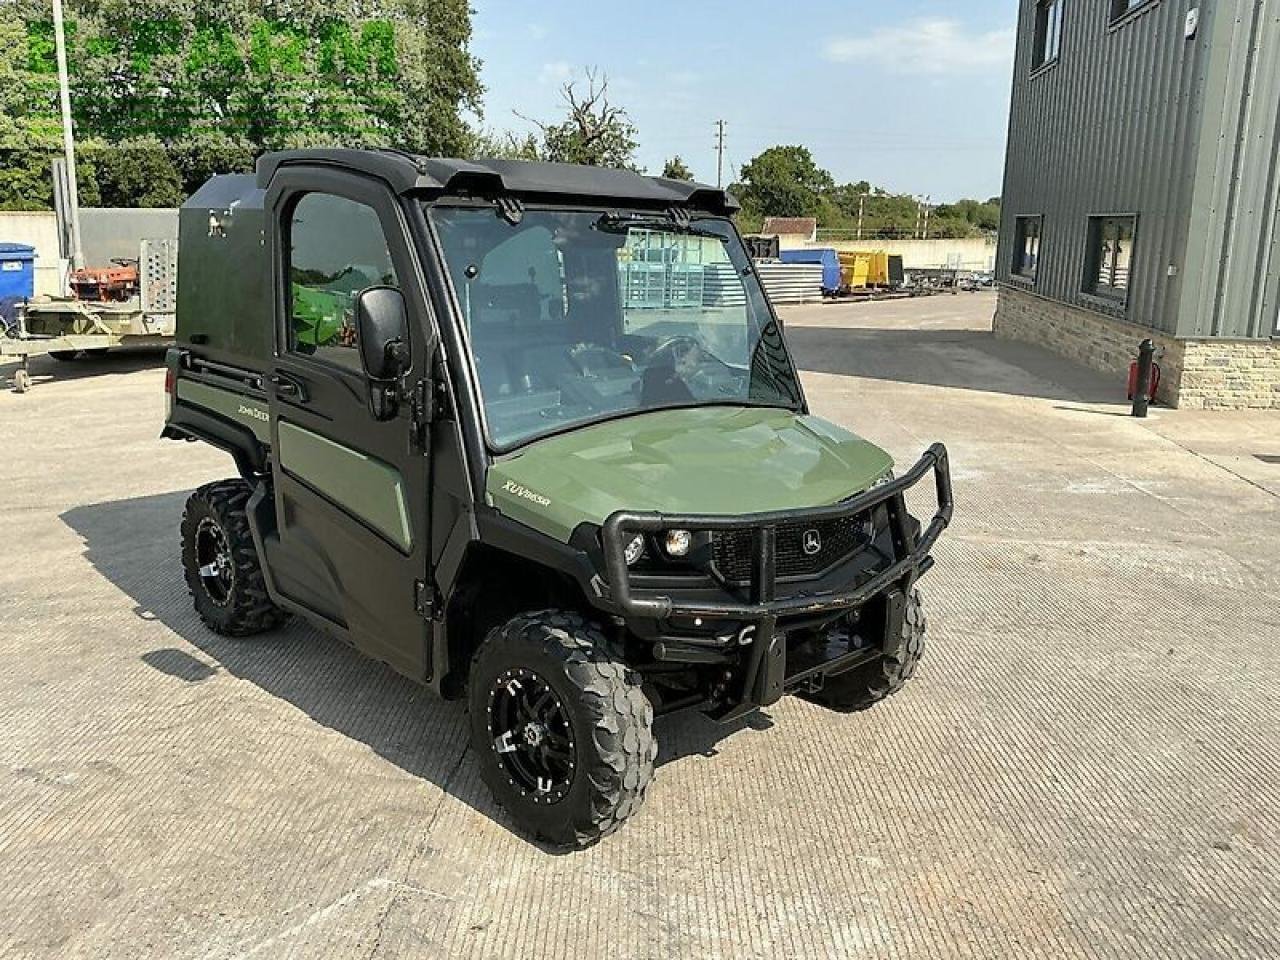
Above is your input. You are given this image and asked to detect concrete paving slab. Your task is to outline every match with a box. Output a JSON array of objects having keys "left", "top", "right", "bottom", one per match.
[{"left": 2, "top": 292, "right": 1278, "bottom": 958}]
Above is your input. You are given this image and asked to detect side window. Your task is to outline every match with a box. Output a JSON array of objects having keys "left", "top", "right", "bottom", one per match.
[
  {"left": 1013, "top": 216, "right": 1042, "bottom": 281},
  {"left": 1085, "top": 215, "right": 1137, "bottom": 303},
  {"left": 1110, "top": 0, "right": 1156, "bottom": 24},
  {"left": 288, "top": 193, "right": 399, "bottom": 371},
  {"left": 1033, "top": 0, "right": 1064, "bottom": 70}
]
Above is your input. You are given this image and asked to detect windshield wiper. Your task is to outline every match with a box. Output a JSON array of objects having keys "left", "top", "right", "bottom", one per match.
[{"left": 594, "top": 212, "right": 723, "bottom": 239}]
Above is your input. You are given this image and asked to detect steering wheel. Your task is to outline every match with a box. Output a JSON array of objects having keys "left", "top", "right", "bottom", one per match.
[
  {"left": 647, "top": 335, "right": 706, "bottom": 369},
  {"left": 647, "top": 335, "right": 748, "bottom": 399}
]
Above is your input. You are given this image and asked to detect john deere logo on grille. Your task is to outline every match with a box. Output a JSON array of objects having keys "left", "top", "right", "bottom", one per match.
[{"left": 801, "top": 529, "right": 822, "bottom": 556}]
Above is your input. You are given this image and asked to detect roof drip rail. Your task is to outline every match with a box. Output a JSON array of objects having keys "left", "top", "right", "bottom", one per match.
[{"left": 373, "top": 147, "right": 430, "bottom": 176}]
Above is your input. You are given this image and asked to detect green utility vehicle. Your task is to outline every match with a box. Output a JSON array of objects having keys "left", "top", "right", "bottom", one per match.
[{"left": 163, "top": 150, "right": 953, "bottom": 847}]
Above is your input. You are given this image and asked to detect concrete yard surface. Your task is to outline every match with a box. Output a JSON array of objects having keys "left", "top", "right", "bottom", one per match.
[{"left": 2, "top": 291, "right": 1279, "bottom": 958}]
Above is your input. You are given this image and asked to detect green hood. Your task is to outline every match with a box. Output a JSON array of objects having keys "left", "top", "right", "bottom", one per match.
[{"left": 486, "top": 407, "right": 894, "bottom": 543}]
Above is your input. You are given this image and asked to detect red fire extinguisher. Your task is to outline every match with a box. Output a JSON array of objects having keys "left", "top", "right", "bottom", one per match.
[{"left": 1128, "top": 344, "right": 1161, "bottom": 405}]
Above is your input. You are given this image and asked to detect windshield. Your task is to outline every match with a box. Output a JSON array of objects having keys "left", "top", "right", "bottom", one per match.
[{"left": 429, "top": 206, "right": 803, "bottom": 449}]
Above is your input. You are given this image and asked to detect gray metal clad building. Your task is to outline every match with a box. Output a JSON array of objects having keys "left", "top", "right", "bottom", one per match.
[{"left": 995, "top": 0, "right": 1280, "bottom": 409}]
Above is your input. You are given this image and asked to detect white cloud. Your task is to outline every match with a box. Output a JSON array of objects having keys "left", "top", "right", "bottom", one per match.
[
  {"left": 538, "top": 61, "right": 573, "bottom": 86},
  {"left": 823, "top": 19, "right": 1015, "bottom": 75}
]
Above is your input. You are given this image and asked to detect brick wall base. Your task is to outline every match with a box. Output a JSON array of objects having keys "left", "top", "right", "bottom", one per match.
[{"left": 994, "top": 286, "right": 1280, "bottom": 410}]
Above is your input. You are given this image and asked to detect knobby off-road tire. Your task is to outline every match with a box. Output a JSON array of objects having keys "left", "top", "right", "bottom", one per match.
[
  {"left": 181, "top": 480, "right": 288, "bottom": 637},
  {"left": 804, "top": 589, "right": 927, "bottom": 713},
  {"left": 468, "top": 610, "right": 657, "bottom": 849}
]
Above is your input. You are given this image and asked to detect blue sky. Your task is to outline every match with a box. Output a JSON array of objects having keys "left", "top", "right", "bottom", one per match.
[{"left": 470, "top": 1, "right": 1017, "bottom": 203}]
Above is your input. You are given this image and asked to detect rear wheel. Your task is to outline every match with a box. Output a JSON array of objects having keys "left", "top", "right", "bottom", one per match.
[
  {"left": 181, "top": 480, "right": 288, "bottom": 636},
  {"left": 803, "top": 589, "right": 926, "bottom": 713},
  {"left": 468, "top": 610, "right": 656, "bottom": 849}
]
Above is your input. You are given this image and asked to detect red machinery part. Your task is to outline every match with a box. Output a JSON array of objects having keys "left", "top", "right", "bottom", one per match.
[{"left": 70, "top": 264, "right": 139, "bottom": 302}]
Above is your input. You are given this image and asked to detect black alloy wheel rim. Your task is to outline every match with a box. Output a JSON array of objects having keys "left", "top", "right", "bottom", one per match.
[
  {"left": 487, "top": 668, "right": 577, "bottom": 804},
  {"left": 195, "top": 518, "right": 234, "bottom": 606}
]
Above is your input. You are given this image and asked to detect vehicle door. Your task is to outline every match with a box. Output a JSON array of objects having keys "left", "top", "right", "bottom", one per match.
[{"left": 263, "top": 167, "right": 432, "bottom": 680}]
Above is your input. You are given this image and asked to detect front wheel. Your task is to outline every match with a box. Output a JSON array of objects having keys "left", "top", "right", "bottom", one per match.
[
  {"left": 802, "top": 589, "right": 927, "bottom": 713},
  {"left": 468, "top": 610, "right": 657, "bottom": 849}
]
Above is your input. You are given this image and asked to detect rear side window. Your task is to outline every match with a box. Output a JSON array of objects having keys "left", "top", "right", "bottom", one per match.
[{"left": 287, "top": 193, "right": 400, "bottom": 372}]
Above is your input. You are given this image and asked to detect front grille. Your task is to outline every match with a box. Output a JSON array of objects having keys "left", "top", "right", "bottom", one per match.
[{"left": 711, "top": 513, "right": 875, "bottom": 584}]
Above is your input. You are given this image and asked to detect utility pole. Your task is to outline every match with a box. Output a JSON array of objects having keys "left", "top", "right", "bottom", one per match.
[
  {"left": 52, "top": 0, "right": 84, "bottom": 272},
  {"left": 923, "top": 195, "right": 932, "bottom": 240},
  {"left": 856, "top": 194, "right": 866, "bottom": 242},
  {"left": 714, "top": 120, "right": 727, "bottom": 189}
]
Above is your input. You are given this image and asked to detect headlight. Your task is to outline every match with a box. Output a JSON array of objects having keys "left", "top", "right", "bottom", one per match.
[
  {"left": 663, "top": 529, "right": 692, "bottom": 558},
  {"left": 624, "top": 534, "right": 646, "bottom": 566}
]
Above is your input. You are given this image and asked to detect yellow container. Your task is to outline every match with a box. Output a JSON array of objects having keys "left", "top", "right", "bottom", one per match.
[
  {"left": 839, "top": 251, "right": 891, "bottom": 289},
  {"left": 838, "top": 252, "right": 870, "bottom": 290}
]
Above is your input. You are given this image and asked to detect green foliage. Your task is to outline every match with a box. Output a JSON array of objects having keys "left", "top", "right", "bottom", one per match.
[
  {"left": 166, "top": 136, "right": 257, "bottom": 196},
  {"left": 0, "top": 0, "right": 480, "bottom": 207},
  {"left": 0, "top": 150, "right": 98, "bottom": 210},
  {"left": 0, "top": 20, "right": 60, "bottom": 149},
  {"left": 662, "top": 156, "right": 694, "bottom": 181},
  {"left": 933, "top": 198, "right": 1002, "bottom": 232},
  {"left": 465, "top": 129, "right": 542, "bottom": 161},
  {"left": 733, "top": 146, "right": 834, "bottom": 220},
  {"left": 81, "top": 140, "right": 185, "bottom": 207},
  {"left": 733, "top": 144, "right": 1000, "bottom": 239},
  {"left": 0, "top": 137, "right": 257, "bottom": 211},
  {"left": 508, "top": 70, "right": 639, "bottom": 170}
]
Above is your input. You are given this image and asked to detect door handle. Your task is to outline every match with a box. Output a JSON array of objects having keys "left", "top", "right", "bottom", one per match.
[{"left": 269, "top": 373, "right": 304, "bottom": 399}]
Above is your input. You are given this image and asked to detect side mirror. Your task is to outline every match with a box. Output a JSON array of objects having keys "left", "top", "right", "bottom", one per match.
[
  {"left": 355, "top": 285, "right": 410, "bottom": 381},
  {"left": 354, "top": 286, "right": 410, "bottom": 421}
]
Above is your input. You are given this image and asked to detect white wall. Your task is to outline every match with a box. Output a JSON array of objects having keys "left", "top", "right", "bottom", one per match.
[
  {"left": 779, "top": 235, "right": 997, "bottom": 271},
  {"left": 0, "top": 208, "right": 181, "bottom": 298},
  {"left": 0, "top": 211, "right": 62, "bottom": 296}
]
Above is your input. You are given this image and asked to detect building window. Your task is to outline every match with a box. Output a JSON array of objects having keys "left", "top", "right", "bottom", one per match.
[
  {"left": 1111, "top": 0, "right": 1156, "bottom": 23},
  {"left": 1085, "top": 216, "right": 1137, "bottom": 302},
  {"left": 1033, "top": 0, "right": 1065, "bottom": 69},
  {"left": 1013, "top": 216, "right": 1042, "bottom": 280}
]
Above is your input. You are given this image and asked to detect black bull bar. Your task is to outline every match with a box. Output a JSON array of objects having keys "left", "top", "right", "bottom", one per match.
[{"left": 602, "top": 443, "right": 954, "bottom": 621}]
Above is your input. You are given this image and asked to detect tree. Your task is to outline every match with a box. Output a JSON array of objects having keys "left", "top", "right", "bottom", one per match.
[
  {"left": 662, "top": 156, "right": 693, "bottom": 181},
  {"left": 28, "top": 0, "right": 482, "bottom": 154},
  {"left": 83, "top": 140, "right": 184, "bottom": 207},
  {"left": 1, "top": 0, "right": 482, "bottom": 207},
  {"left": 934, "top": 198, "right": 1001, "bottom": 232},
  {"left": 518, "top": 69, "right": 638, "bottom": 169},
  {"left": 167, "top": 134, "right": 257, "bottom": 196},
  {"left": 0, "top": 21, "right": 60, "bottom": 150},
  {"left": 732, "top": 146, "right": 835, "bottom": 220},
  {"left": 466, "top": 128, "right": 542, "bottom": 162}
]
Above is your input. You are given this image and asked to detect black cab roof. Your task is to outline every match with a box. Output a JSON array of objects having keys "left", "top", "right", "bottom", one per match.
[{"left": 254, "top": 149, "right": 739, "bottom": 214}]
